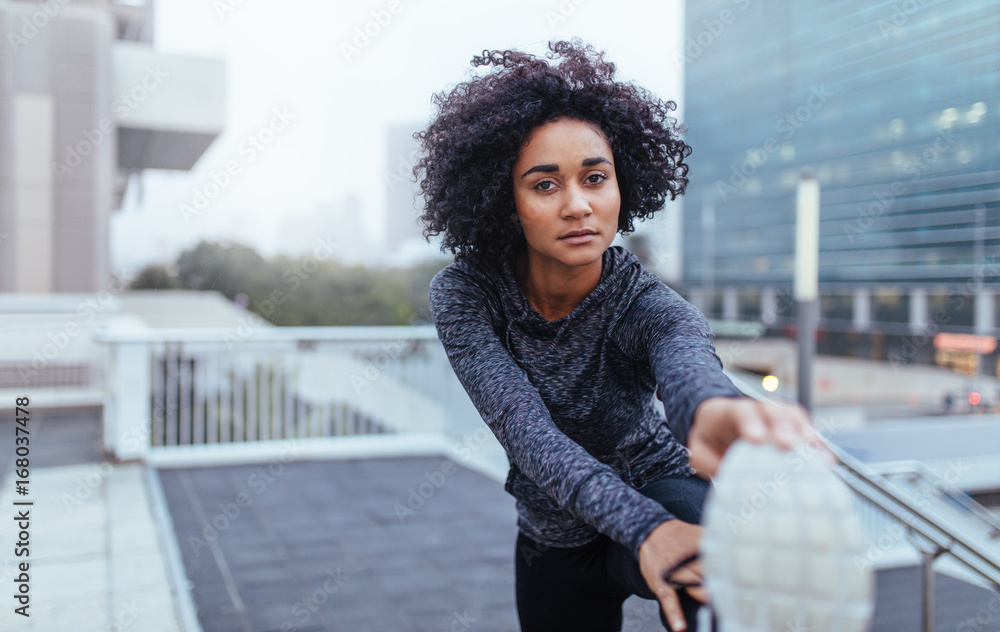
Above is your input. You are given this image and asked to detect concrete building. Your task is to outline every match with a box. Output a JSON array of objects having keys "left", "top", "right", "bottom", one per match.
[
  {"left": 681, "top": 0, "right": 999, "bottom": 369},
  {"left": 0, "top": 0, "right": 224, "bottom": 293},
  {"left": 384, "top": 122, "right": 448, "bottom": 265}
]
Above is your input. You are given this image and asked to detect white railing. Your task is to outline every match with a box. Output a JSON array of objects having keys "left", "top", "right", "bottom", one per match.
[{"left": 93, "top": 326, "right": 508, "bottom": 476}]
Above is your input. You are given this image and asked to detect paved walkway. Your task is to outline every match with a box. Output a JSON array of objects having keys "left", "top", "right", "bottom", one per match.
[{"left": 0, "top": 407, "right": 181, "bottom": 631}]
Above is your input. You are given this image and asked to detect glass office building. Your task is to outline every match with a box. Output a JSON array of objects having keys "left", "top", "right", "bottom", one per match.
[{"left": 681, "top": 0, "right": 998, "bottom": 362}]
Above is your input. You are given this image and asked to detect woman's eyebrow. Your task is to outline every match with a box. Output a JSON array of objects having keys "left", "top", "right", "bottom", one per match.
[
  {"left": 521, "top": 156, "right": 612, "bottom": 179},
  {"left": 521, "top": 164, "right": 558, "bottom": 178}
]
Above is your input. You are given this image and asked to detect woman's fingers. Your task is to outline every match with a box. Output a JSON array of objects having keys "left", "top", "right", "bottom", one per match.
[
  {"left": 669, "top": 559, "right": 704, "bottom": 586},
  {"left": 687, "top": 439, "right": 721, "bottom": 478},
  {"left": 735, "top": 406, "right": 768, "bottom": 443},
  {"left": 653, "top": 583, "right": 688, "bottom": 632},
  {"left": 757, "top": 400, "right": 807, "bottom": 449},
  {"left": 690, "top": 396, "right": 842, "bottom": 477},
  {"left": 638, "top": 521, "right": 704, "bottom": 631},
  {"left": 757, "top": 400, "right": 837, "bottom": 463},
  {"left": 686, "top": 585, "right": 709, "bottom": 603}
]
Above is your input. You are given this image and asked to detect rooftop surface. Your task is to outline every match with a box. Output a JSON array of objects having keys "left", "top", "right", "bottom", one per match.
[{"left": 0, "top": 408, "right": 997, "bottom": 631}]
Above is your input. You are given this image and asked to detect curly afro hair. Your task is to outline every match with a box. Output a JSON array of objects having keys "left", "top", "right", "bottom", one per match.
[{"left": 413, "top": 39, "right": 691, "bottom": 263}]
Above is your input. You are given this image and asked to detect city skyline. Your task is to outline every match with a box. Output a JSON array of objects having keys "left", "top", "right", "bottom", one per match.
[{"left": 110, "top": 0, "right": 687, "bottom": 275}]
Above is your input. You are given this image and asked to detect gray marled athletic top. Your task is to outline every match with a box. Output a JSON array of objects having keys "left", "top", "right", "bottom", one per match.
[{"left": 428, "top": 245, "right": 741, "bottom": 559}]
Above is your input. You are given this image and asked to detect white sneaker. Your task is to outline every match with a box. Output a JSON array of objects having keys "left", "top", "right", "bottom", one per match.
[{"left": 700, "top": 440, "right": 875, "bottom": 632}]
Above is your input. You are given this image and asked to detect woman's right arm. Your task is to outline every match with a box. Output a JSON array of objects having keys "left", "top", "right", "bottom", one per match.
[{"left": 428, "top": 265, "right": 676, "bottom": 560}]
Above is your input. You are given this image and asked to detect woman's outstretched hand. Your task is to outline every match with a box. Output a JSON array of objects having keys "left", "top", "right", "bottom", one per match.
[
  {"left": 638, "top": 519, "right": 707, "bottom": 631},
  {"left": 640, "top": 398, "right": 831, "bottom": 629},
  {"left": 687, "top": 396, "right": 830, "bottom": 478}
]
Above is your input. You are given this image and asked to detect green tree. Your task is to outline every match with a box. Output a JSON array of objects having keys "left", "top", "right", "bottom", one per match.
[
  {"left": 128, "top": 239, "right": 450, "bottom": 326},
  {"left": 128, "top": 265, "right": 183, "bottom": 290}
]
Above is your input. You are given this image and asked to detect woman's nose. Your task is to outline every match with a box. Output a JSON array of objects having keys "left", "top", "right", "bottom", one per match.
[{"left": 561, "top": 184, "right": 592, "bottom": 219}]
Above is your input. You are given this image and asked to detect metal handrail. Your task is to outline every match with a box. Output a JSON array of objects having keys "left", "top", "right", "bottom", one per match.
[
  {"left": 827, "top": 441, "right": 1000, "bottom": 589},
  {"left": 871, "top": 459, "right": 1000, "bottom": 540}
]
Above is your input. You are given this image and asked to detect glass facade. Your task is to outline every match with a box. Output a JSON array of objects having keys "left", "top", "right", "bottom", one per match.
[{"left": 682, "top": 0, "right": 999, "bottom": 289}]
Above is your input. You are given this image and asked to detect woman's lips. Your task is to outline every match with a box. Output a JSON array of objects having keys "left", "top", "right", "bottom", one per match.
[{"left": 560, "top": 233, "right": 596, "bottom": 245}]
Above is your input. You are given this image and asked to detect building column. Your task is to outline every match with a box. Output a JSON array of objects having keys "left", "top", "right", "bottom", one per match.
[
  {"left": 909, "top": 287, "right": 928, "bottom": 332},
  {"left": 975, "top": 289, "right": 995, "bottom": 334},
  {"left": 761, "top": 287, "right": 778, "bottom": 325},
  {"left": 853, "top": 288, "right": 871, "bottom": 331},
  {"left": 14, "top": 93, "right": 55, "bottom": 292},
  {"left": 688, "top": 288, "right": 706, "bottom": 315},
  {"left": 722, "top": 287, "right": 739, "bottom": 321}
]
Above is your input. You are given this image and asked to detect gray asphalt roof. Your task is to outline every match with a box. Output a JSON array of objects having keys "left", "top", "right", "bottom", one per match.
[{"left": 156, "top": 457, "right": 673, "bottom": 632}]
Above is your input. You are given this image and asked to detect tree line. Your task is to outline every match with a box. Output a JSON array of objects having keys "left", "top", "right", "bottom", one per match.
[{"left": 128, "top": 240, "right": 450, "bottom": 326}]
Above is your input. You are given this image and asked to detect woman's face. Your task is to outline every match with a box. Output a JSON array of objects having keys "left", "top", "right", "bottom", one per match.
[{"left": 511, "top": 117, "right": 621, "bottom": 270}]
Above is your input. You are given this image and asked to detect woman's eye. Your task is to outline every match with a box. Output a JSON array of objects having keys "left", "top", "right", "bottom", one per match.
[
  {"left": 534, "top": 180, "right": 555, "bottom": 191},
  {"left": 587, "top": 173, "right": 607, "bottom": 184}
]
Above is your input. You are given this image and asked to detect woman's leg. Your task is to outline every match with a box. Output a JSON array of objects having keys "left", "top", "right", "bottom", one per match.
[
  {"left": 515, "top": 530, "right": 632, "bottom": 632},
  {"left": 605, "top": 475, "right": 712, "bottom": 631}
]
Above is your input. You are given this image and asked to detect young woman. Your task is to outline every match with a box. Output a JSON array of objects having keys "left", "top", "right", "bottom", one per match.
[{"left": 416, "top": 40, "right": 818, "bottom": 632}]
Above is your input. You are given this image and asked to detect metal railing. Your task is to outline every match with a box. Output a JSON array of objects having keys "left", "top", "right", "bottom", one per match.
[
  {"left": 834, "top": 446, "right": 1000, "bottom": 632},
  {"left": 871, "top": 460, "right": 1000, "bottom": 541}
]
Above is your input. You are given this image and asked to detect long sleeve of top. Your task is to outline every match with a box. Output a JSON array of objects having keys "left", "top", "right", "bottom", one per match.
[{"left": 428, "top": 246, "right": 742, "bottom": 559}]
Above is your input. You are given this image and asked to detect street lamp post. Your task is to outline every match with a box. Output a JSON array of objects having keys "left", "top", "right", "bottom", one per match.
[
  {"left": 795, "top": 171, "right": 820, "bottom": 412},
  {"left": 701, "top": 197, "right": 716, "bottom": 318}
]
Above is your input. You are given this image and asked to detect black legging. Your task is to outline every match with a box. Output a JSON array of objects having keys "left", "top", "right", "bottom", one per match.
[{"left": 515, "top": 476, "right": 710, "bottom": 632}]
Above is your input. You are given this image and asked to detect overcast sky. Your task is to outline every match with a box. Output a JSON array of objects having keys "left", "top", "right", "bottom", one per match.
[{"left": 110, "top": 0, "right": 686, "bottom": 274}]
